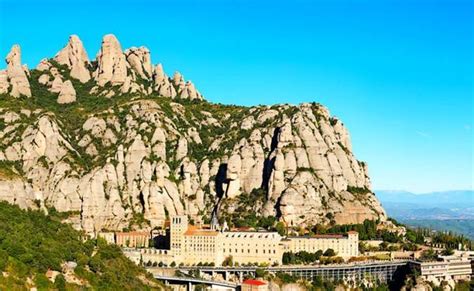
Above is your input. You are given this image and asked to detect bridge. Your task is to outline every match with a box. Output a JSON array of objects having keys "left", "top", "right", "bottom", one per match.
[
  {"left": 151, "top": 274, "right": 238, "bottom": 290},
  {"left": 148, "top": 260, "right": 414, "bottom": 288}
]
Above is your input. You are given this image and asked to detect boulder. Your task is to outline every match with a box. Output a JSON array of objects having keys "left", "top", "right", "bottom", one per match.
[
  {"left": 38, "top": 74, "right": 50, "bottom": 85},
  {"left": 49, "top": 76, "right": 63, "bottom": 93},
  {"left": 57, "top": 80, "right": 76, "bottom": 104}
]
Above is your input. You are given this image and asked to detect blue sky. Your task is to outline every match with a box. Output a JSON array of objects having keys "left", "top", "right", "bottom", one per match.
[{"left": 0, "top": 0, "right": 472, "bottom": 193}]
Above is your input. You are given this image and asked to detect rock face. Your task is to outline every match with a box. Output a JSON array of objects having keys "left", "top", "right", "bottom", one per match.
[
  {"left": 54, "top": 35, "right": 91, "bottom": 83},
  {"left": 125, "top": 47, "right": 152, "bottom": 79},
  {"left": 57, "top": 80, "right": 76, "bottom": 104},
  {"left": 93, "top": 34, "right": 128, "bottom": 86},
  {"left": 0, "top": 34, "right": 205, "bottom": 100},
  {"left": 0, "top": 70, "right": 8, "bottom": 94},
  {"left": 172, "top": 72, "right": 203, "bottom": 100},
  {"left": 0, "top": 101, "right": 386, "bottom": 234},
  {"left": 3, "top": 45, "right": 31, "bottom": 98},
  {"left": 0, "top": 35, "right": 387, "bottom": 235},
  {"left": 153, "top": 64, "right": 177, "bottom": 98}
]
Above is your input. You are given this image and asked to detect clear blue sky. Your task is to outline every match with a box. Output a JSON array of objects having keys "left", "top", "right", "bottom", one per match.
[{"left": 0, "top": 0, "right": 472, "bottom": 193}]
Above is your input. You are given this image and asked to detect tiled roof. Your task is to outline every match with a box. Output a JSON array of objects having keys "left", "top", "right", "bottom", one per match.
[
  {"left": 288, "top": 234, "right": 344, "bottom": 239},
  {"left": 243, "top": 279, "right": 267, "bottom": 286},
  {"left": 184, "top": 226, "right": 218, "bottom": 236}
]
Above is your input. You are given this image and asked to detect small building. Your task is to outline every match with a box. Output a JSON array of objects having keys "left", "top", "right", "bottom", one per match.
[
  {"left": 97, "top": 232, "right": 115, "bottom": 244},
  {"left": 115, "top": 231, "right": 151, "bottom": 248},
  {"left": 281, "top": 231, "right": 358, "bottom": 259},
  {"left": 415, "top": 255, "right": 472, "bottom": 286},
  {"left": 220, "top": 231, "right": 282, "bottom": 266},
  {"left": 241, "top": 279, "right": 268, "bottom": 291}
]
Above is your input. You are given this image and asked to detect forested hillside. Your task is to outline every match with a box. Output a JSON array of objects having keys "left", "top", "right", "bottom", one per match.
[{"left": 0, "top": 202, "right": 163, "bottom": 290}]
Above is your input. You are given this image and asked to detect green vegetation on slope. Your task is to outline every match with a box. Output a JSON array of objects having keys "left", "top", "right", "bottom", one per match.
[{"left": 0, "top": 201, "right": 162, "bottom": 290}]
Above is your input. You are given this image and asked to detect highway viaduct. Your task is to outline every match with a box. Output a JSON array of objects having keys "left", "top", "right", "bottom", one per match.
[{"left": 147, "top": 260, "right": 414, "bottom": 290}]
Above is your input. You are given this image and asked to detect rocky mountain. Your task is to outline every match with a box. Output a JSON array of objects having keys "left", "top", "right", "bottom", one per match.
[{"left": 0, "top": 34, "right": 386, "bottom": 235}]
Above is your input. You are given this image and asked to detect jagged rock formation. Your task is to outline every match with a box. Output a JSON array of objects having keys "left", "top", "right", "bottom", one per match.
[
  {"left": 54, "top": 35, "right": 91, "bottom": 83},
  {"left": 0, "top": 34, "right": 387, "bottom": 234},
  {"left": 93, "top": 34, "right": 128, "bottom": 87},
  {"left": 0, "top": 45, "right": 31, "bottom": 97},
  {"left": 57, "top": 80, "right": 76, "bottom": 104},
  {"left": 153, "top": 64, "right": 177, "bottom": 98},
  {"left": 125, "top": 47, "right": 153, "bottom": 79}
]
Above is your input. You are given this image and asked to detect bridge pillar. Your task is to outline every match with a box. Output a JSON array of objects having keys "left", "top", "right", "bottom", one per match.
[
  {"left": 188, "top": 281, "right": 192, "bottom": 291},
  {"left": 239, "top": 271, "right": 243, "bottom": 282},
  {"left": 224, "top": 271, "right": 229, "bottom": 281}
]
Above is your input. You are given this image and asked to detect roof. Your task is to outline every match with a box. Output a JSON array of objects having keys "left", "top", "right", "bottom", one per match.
[
  {"left": 288, "top": 234, "right": 345, "bottom": 239},
  {"left": 115, "top": 231, "right": 150, "bottom": 236},
  {"left": 184, "top": 225, "right": 219, "bottom": 236},
  {"left": 347, "top": 231, "right": 358, "bottom": 234},
  {"left": 242, "top": 279, "right": 267, "bottom": 286}
]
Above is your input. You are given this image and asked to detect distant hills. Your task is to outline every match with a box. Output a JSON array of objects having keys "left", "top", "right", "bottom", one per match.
[
  {"left": 375, "top": 190, "right": 474, "bottom": 239},
  {"left": 376, "top": 190, "right": 473, "bottom": 210}
]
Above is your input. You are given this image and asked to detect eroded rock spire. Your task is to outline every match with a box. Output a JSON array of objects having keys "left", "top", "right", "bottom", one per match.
[
  {"left": 54, "top": 35, "right": 91, "bottom": 83},
  {"left": 93, "top": 34, "right": 127, "bottom": 86},
  {"left": 4, "top": 45, "right": 31, "bottom": 98}
]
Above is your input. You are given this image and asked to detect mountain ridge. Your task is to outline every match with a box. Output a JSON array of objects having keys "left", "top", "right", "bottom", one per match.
[{"left": 0, "top": 34, "right": 387, "bottom": 234}]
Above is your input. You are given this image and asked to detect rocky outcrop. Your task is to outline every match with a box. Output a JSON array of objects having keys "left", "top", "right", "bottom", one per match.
[
  {"left": 172, "top": 72, "right": 203, "bottom": 100},
  {"left": 153, "top": 64, "right": 177, "bottom": 98},
  {"left": 1, "top": 34, "right": 205, "bottom": 100},
  {"left": 0, "top": 70, "right": 8, "bottom": 94},
  {"left": 57, "top": 80, "right": 76, "bottom": 104},
  {"left": 0, "top": 99, "right": 386, "bottom": 234},
  {"left": 125, "top": 47, "right": 152, "bottom": 79},
  {"left": 50, "top": 76, "right": 63, "bottom": 93},
  {"left": 54, "top": 35, "right": 91, "bottom": 83},
  {"left": 93, "top": 34, "right": 127, "bottom": 86},
  {"left": 0, "top": 35, "right": 387, "bottom": 235},
  {"left": 4, "top": 45, "right": 31, "bottom": 98}
]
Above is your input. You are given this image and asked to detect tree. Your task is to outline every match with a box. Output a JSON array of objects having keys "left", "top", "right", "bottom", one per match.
[
  {"left": 442, "top": 248, "right": 454, "bottom": 256},
  {"left": 313, "top": 275, "right": 323, "bottom": 287},
  {"left": 0, "top": 249, "right": 8, "bottom": 271},
  {"left": 315, "top": 250, "right": 323, "bottom": 259},
  {"left": 420, "top": 248, "right": 437, "bottom": 261},
  {"left": 255, "top": 268, "right": 267, "bottom": 278},
  {"left": 276, "top": 222, "right": 287, "bottom": 236},
  {"left": 54, "top": 274, "right": 67, "bottom": 291},
  {"left": 324, "top": 248, "right": 336, "bottom": 257},
  {"left": 35, "top": 273, "right": 51, "bottom": 289},
  {"left": 222, "top": 256, "right": 233, "bottom": 267}
]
